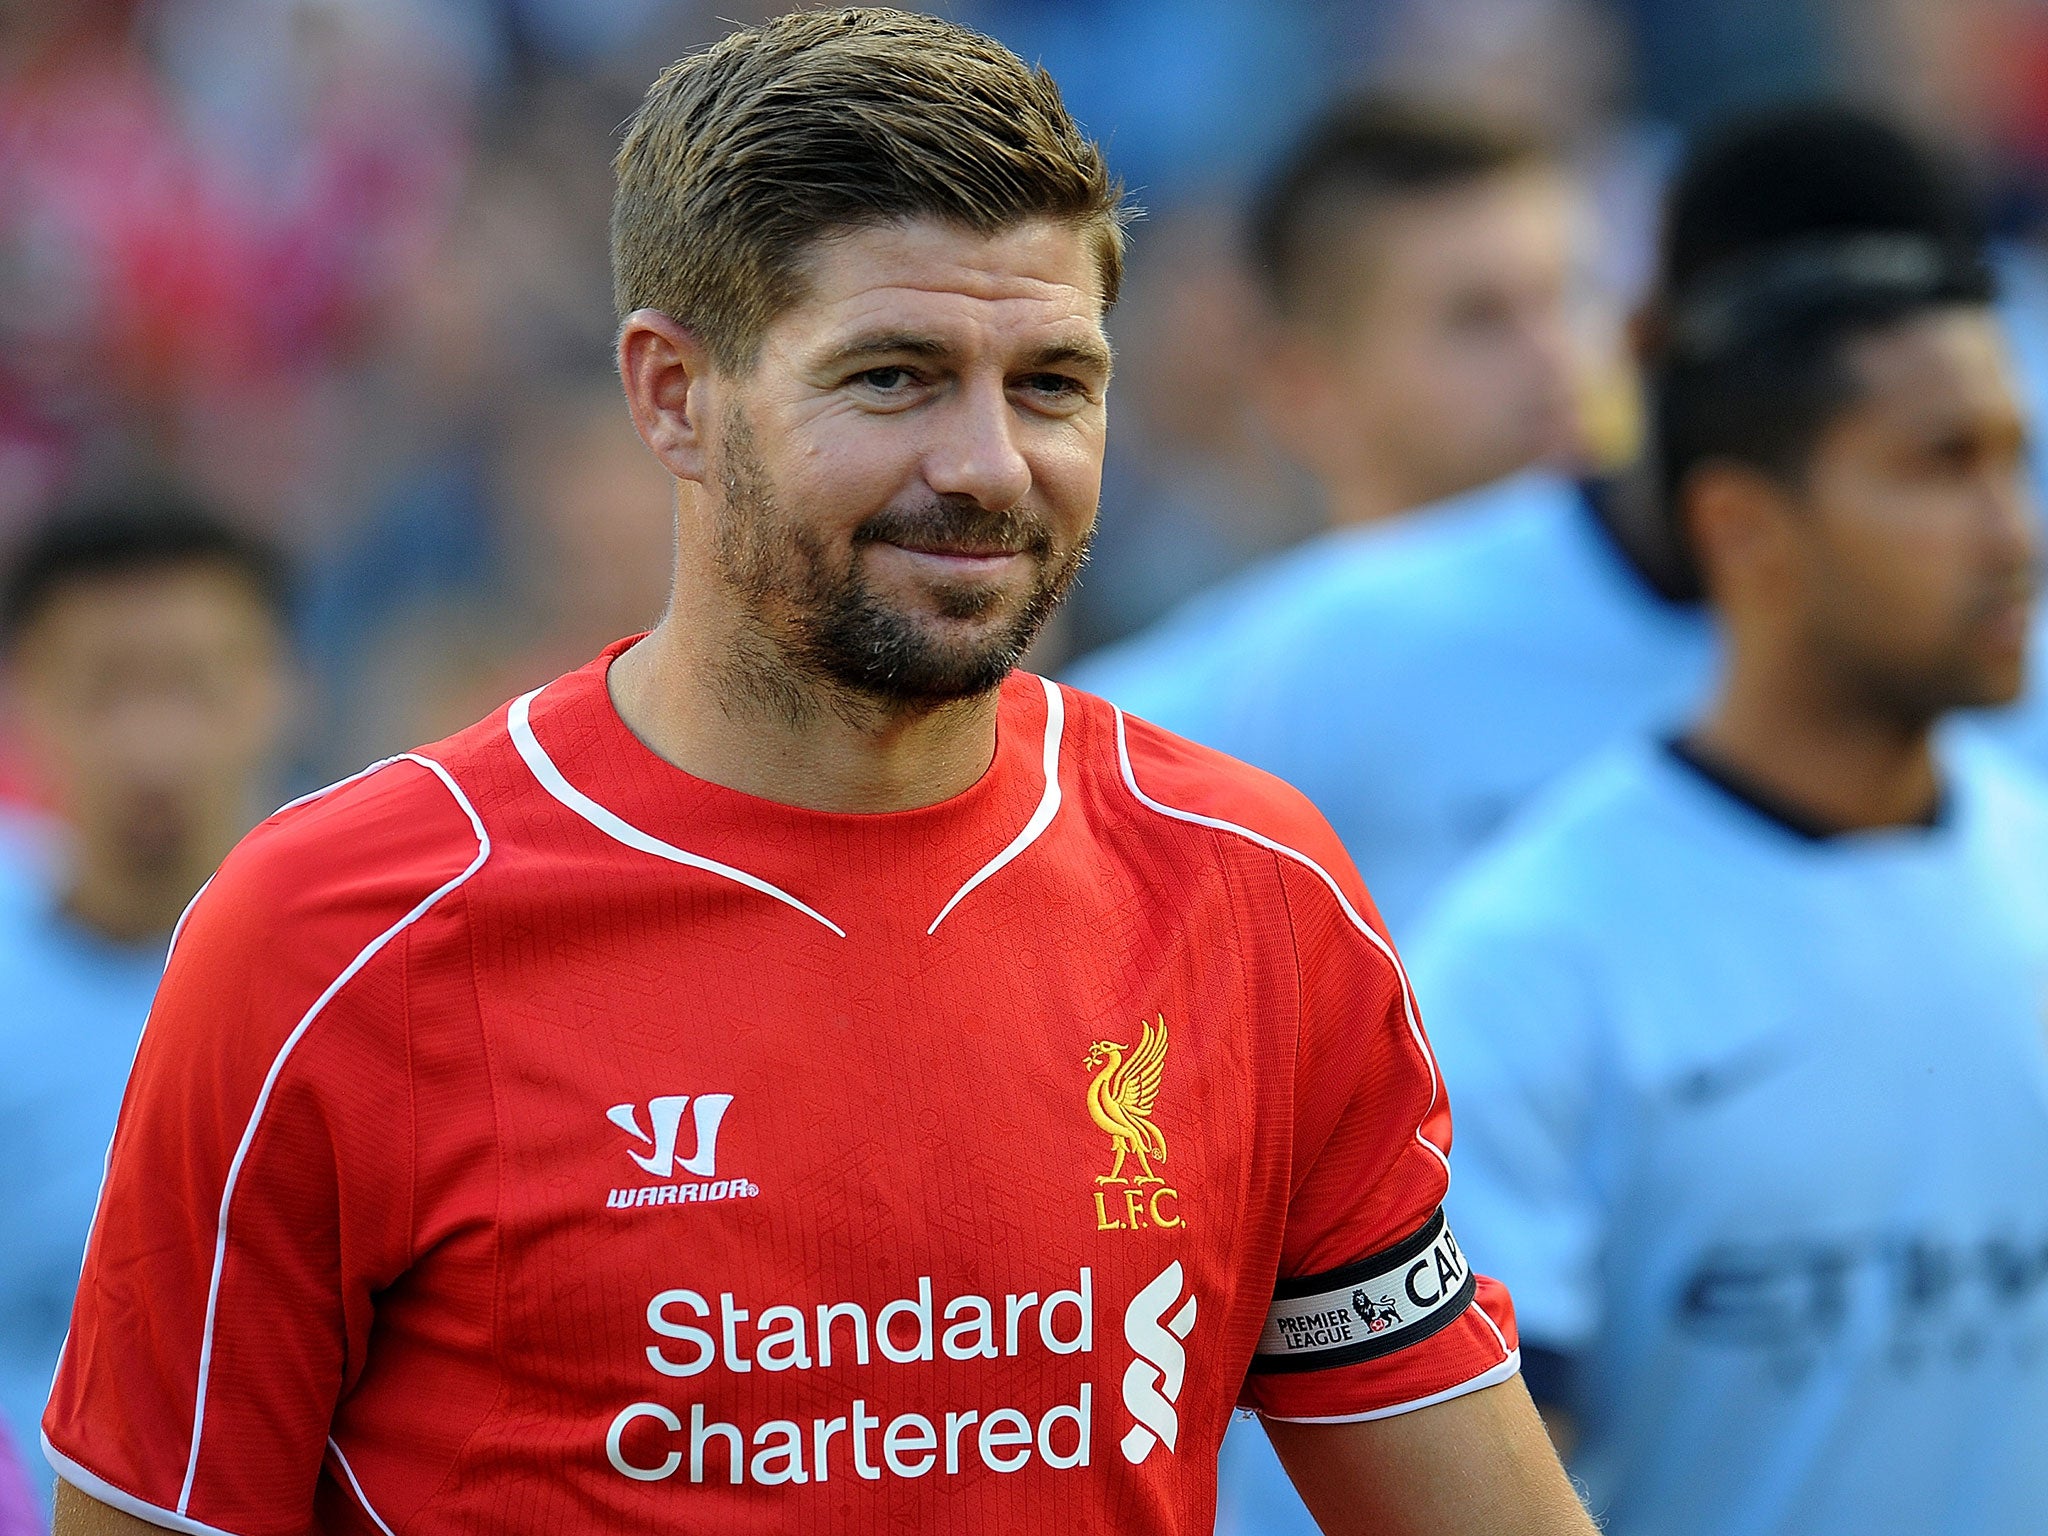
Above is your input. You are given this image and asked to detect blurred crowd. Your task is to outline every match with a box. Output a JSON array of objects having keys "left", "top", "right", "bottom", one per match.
[
  {"left": 1, "top": 0, "right": 2047, "bottom": 782},
  {"left": 9, "top": 1, "right": 2048, "bottom": 1532}
]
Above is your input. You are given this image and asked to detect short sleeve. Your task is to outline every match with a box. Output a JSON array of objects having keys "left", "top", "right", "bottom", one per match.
[
  {"left": 1240, "top": 853, "right": 1520, "bottom": 1424},
  {"left": 42, "top": 760, "right": 482, "bottom": 1536},
  {"left": 1405, "top": 891, "right": 1607, "bottom": 1357}
]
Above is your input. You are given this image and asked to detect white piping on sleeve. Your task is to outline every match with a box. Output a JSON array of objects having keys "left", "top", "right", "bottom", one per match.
[
  {"left": 177, "top": 753, "right": 491, "bottom": 1516},
  {"left": 328, "top": 1438, "right": 398, "bottom": 1536},
  {"left": 1471, "top": 1295, "right": 1513, "bottom": 1357},
  {"left": 928, "top": 675, "right": 1065, "bottom": 934},
  {"left": 50, "top": 758, "right": 387, "bottom": 1428},
  {"left": 271, "top": 757, "right": 404, "bottom": 818},
  {"left": 1110, "top": 706, "right": 1451, "bottom": 1176},
  {"left": 45, "top": 1436, "right": 241, "bottom": 1536},
  {"left": 506, "top": 687, "right": 845, "bottom": 938},
  {"left": 1258, "top": 1350, "right": 1521, "bottom": 1425}
]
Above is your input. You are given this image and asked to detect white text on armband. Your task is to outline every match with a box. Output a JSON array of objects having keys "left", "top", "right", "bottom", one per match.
[{"left": 1251, "top": 1208, "right": 1475, "bottom": 1373}]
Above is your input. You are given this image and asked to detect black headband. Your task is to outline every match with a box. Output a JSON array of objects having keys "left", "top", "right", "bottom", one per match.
[{"left": 1663, "top": 233, "right": 1995, "bottom": 362}]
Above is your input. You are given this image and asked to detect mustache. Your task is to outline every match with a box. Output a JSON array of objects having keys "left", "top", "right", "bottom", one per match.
[{"left": 852, "top": 499, "right": 1056, "bottom": 559}]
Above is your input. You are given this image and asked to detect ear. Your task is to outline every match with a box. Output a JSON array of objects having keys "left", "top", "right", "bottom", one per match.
[
  {"left": 1682, "top": 459, "right": 1800, "bottom": 605},
  {"left": 619, "top": 308, "right": 718, "bottom": 484}
]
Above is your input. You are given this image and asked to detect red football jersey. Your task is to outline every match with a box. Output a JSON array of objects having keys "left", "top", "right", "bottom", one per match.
[{"left": 46, "top": 640, "right": 1517, "bottom": 1535}]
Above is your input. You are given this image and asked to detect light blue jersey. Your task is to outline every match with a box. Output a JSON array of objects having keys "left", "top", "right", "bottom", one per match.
[
  {"left": 1409, "top": 737, "right": 2048, "bottom": 1536},
  {"left": 1066, "top": 472, "right": 1717, "bottom": 935},
  {"left": 0, "top": 846, "right": 165, "bottom": 1500}
]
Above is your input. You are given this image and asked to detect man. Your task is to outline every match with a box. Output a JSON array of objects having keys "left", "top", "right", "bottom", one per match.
[
  {"left": 44, "top": 13, "right": 1589, "bottom": 1536},
  {"left": 1067, "top": 99, "right": 1674, "bottom": 936},
  {"left": 1250, "top": 97, "right": 1587, "bottom": 530},
  {"left": 0, "top": 491, "right": 292, "bottom": 1505},
  {"left": 1412, "top": 113, "right": 2048, "bottom": 1533}
]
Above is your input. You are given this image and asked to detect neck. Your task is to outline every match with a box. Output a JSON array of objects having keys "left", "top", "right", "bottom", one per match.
[
  {"left": 1689, "top": 648, "right": 1941, "bottom": 833},
  {"left": 1324, "top": 470, "right": 1439, "bottom": 529},
  {"left": 1584, "top": 466, "right": 1698, "bottom": 602},
  {"left": 606, "top": 616, "right": 1002, "bottom": 815}
]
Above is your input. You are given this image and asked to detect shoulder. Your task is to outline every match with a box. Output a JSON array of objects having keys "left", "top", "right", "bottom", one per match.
[
  {"left": 1056, "top": 682, "right": 1382, "bottom": 930},
  {"left": 1414, "top": 743, "right": 1691, "bottom": 959},
  {"left": 184, "top": 750, "right": 492, "bottom": 975},
  {"left": 1065, "top": 473, "right": 1584, "bottom": 722}
]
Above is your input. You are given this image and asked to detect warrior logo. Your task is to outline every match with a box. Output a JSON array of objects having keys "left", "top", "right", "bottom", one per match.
[
  {"left": 607, "top": 1094, "right": 733, "bottom": 1179},
  {"left": 1121, "top": 1260, "right": 1199, "bottom": 1464}
]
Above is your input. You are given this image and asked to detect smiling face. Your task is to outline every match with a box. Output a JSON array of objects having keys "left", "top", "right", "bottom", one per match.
[{"left": 687, "top": 217, "right": 1110, "bottom": 708}]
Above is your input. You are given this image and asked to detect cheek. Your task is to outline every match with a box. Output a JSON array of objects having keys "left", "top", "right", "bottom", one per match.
[
  {"left": 1029, "top": 427, "right": 1106, "bottom": 537},
  {"left": 1811, "top": 496, "right": 1970, "bottom": 636}
]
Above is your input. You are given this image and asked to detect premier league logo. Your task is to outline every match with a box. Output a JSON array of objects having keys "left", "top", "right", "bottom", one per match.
[{"left": 1352, "top": 1289, "right": 1403, "bottom": 1334}]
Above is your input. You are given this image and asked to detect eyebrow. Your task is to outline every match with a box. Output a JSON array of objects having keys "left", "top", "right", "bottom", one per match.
[{"left": 816, "top": 330, "right": 1115, "bottom": 378}]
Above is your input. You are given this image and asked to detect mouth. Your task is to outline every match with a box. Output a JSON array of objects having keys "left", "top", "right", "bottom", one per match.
[{"left": 870, "top": 540, "right": 1033, "bottom": 579}]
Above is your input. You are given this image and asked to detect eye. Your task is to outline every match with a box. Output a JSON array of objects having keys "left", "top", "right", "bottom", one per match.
[
  {"left": 853, "top": 366, "right": 919, "bottom": 392},
  {"left": 1017, "top": 373, "right": 1090, "bottom": 406}
]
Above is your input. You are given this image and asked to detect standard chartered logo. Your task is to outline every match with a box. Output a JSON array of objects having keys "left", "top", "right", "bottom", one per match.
[
  {"left": 603, "top": 1262, "right": 1202, "bottom": 1487},
  {"left": 1120, "top": 1260, "right": 1198, "bottom": 1465}
]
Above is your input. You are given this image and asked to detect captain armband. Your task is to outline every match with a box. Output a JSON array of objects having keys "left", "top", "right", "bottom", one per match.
[{"left": 1250, "top": 1207, "right": 1476, "bottom": 1373}]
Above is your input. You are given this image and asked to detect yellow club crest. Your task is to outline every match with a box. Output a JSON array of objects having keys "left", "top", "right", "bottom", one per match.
[{"left": 1084, "top": 1015, "right": 1182, "bottom": 1233}]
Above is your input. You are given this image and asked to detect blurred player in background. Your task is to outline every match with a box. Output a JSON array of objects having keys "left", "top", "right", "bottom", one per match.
[
  {"left": 41, "top": 13, "right": 1589, "bottom": 1535},
  {"left": 1415, "top": 109, "right": 2048, "bottom": 1535},
  {"left": 1193, "top": 103, "right": 2019, "bottom": 1536},
  {"left": 0, "top": 489, "right": 293, "bottom": 1516},
  {"left": 1068, "top": 99, "right": 1702, "bottom": 934},
  {"left": 1248, "top": 97, "right": 1586, "bottom": 530}
]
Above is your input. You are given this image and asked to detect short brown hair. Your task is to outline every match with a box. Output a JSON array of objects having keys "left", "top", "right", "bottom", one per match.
[
  {"left": 613, "top": 8, "right": 1128, "bottom": 371},
  {"left": 1250, "top": 96, "right": 1553, "bottom": 321}
]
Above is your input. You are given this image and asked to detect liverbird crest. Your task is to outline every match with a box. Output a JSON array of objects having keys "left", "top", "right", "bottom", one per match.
[{"left": 1084, "top": 1014, "right": 1171, "bottom": 1186}]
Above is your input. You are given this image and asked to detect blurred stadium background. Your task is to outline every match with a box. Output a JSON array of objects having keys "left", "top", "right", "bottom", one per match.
[{"left": 3, "top": 0, "right": 2047, "bottom": 797}]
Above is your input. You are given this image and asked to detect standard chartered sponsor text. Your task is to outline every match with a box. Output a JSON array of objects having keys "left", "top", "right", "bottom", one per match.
[{"left": 609, "top": 1269, "right": 1099, "bottom": 1485}]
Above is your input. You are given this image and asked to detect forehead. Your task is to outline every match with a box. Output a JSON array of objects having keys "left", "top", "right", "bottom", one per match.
[
  {"left": 15, "top": 565, "right": 279, "bottom": 665},
  {"left": 1838, "top": 307, "right": 2020, "bottom": 428},
  {"left": 1299, "top": 167, "right": 1576, "bottom": 320},
  {"left": 771, "top": 217, "right": 1108, "bottom": 358}
]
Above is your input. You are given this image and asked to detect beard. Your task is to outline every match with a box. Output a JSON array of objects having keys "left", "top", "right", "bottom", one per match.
[{"left": 712, "top": 410, "right": 1089, "bottom": 711}]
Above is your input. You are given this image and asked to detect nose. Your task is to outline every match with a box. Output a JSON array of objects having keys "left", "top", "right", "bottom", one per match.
[
  {"left": 1987, "top": 463, "right": 2040, "bottom": 581},
  {"left": 922, "top": 378, "right": 1032, "bottom": 513}
]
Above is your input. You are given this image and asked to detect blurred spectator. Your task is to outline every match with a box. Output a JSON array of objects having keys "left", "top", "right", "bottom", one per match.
[
  {"left": 0, "top": 488, "right": 293, "bottom": 1508},
  {"left": 332, "top": 375, "right": 674, "bottom": 762},
  {"left": 1417, "top": 107, "right": 2048, "bottom": 1535},
  {"left": 0, "top": 0, "right": 474, "bottom": 542},
  {"left": 1069, "top": 103, "right": 1705, "bottom": 935}
]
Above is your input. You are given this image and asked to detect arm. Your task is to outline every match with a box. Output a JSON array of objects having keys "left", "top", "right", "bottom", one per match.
[
  {"left": 54, "top": 1482, "right": 165, "bottom": 1536},
  {"left": 1265, "top": 1378, "right": 1593, "bottom": 1536}
]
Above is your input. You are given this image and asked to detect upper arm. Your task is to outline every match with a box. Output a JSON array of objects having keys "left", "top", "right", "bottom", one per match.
[
  {"left": 1239, "top": 843, "right": 1520, "bottom": 1425},
  {"left": 42, "top": 761, "right": 482, "bottom": 1534},
  {"left": 54, "top": 1480, "right": 173, "bottom": 1536},
  {"left": 1262, "top": 1378, "right": 1594, "bottom": 1536}
]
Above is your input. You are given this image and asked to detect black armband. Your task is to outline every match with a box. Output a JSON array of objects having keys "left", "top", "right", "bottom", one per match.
[{"left": 1250, "top": 1208, "right": 1476, "bottom": 1374}]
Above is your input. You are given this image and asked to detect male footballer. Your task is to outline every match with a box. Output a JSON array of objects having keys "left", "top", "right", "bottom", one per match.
[{"left": 46, "top": 11, "right": 1590, "bottom": 1533}]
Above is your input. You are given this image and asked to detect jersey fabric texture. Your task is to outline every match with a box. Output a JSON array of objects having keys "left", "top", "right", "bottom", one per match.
[
  {"left": 1411, "top": 736, "right": 2048, "bottom": 1536},
  {"left": 0, "top": 839, "right": 165, "bottom": 1512},
  {"left": 1064, "top": 472, "right": 1718, "bottom": 936},
  {"left": 45, "top": 641, "right": 1517, "bottom": 1536}
]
